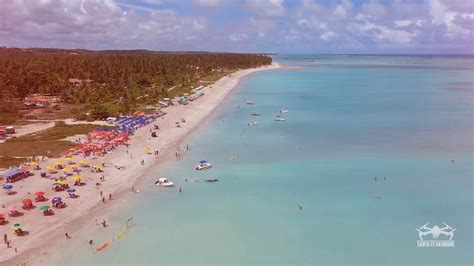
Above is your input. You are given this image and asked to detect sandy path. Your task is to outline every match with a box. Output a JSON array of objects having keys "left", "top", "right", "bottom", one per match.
[
  {"left": 0, "top": 62, "right": 279, "bottom": 265},
  {"left": 0, "top": 122, "right": 55, "bottom": 144}
]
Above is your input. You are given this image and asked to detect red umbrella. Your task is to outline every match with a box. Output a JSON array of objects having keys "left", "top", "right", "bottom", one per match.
[
  {"left": 22, "top": 199, "right": 33, "bottom": 205},
  {"left": 35, "top": 192, "right": 45, "bottom": 196},
  {"left": 0, "top": 214, "right": 5, "bottom": 219}
]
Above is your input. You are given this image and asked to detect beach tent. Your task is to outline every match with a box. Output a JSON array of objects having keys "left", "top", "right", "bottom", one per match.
[{"left": 0, "top": 168, "right": 29, "bottom": 183}]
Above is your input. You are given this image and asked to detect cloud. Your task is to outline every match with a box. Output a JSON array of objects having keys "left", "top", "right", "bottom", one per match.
[
  {"left": 246, "top": 0, "right": 285, "bottom": 18},
  {"left": 193, "top": 0, "right": 222, "bottom": 7},
  {"left": 0, "top": 0, "right": 472, "bottom": 53},
  {"left": 229, "top": 33, "right": 248, "bottom": 42}
]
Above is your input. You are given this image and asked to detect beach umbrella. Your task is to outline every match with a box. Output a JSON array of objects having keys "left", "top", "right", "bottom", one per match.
[
  {"left": 199, "top": 160, "right": 208, "bottom": 164},
  {"left": 0, "top": 214, "right": 5, "bottom": 219},
  {"left": 8, "top": 206, "right": 17, "bottom": 212},
  {"left": 57, "top": 180, "right": 67, "bottom": 185},
  {"left": 46, "top": 165, "right": 55, "bottom": 170},
  {"left": 70, "top": 163, "right": 78, "bottom": 168},
  {"left": 3, "top": 184, "right": 13, "bottom": 190},
  {"left": 93, "top": 164, "right": 102, "bottom": 169},
  {"left": 20, "top": 165, "right": 30, "bottom": 171},
  {"left": 52, "top": 182, "right": 61, "bottom": 187},
  {"left": 35, "top": 191, "right": 45, "bottom": 196},
  {"left": 12, "top": 223, "right": 21, "bottom": 230},
  {"left": 22, "top": 199, "right": 33, "bottom": 205},
  {"left": 80, "top": 160, "right": 88, "bottom": 165},
  {"left": 55, "top": 161, "right": 63, "bottom": 165},
  {"left": 31, "top": 162, "right": 39, "bottom": 165},
  {"left": 65, "top": 157, "right": 73, "bottom": 161},
  {"left": 39, "top": 205, "right": 50, "bottom": 211},
  {"left": 66, "top": 188, "right": 76, "bottom": 193},
  {"left": 72, "top": 175, "right": 82, "bottom": 181},
  {"left": 63, "top": 167, "right": 71, "bottom": 172},
  {"left": 51, "top": 197, "right": 62, "bottom": 203}
]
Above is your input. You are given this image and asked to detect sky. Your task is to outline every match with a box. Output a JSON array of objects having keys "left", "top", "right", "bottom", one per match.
[{"left": 0, "top": 0, "right": 473, "bottom": 54}]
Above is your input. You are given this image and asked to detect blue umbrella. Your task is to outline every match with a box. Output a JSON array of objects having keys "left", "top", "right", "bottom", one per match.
[
  {"left": 66, "top": 188, "right": 76, "bottom": 193},
  {"left": 199, "top": 160, "right": 208, "bottom": 164},
  {"left": 3, "top": 184, "right": 13, "bottom": 190},
  {"left": 52, "top": 197, "right": 62, "bottom": 203}
]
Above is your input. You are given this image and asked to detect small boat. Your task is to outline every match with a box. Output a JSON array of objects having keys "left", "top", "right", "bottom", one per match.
[
  {"left": 205, "top": 179, "right": 219, "bottom": 183},
  {"left": 251, "top": 112, "right": 261, "bottom": 116},
  {"left": 196, "top": 160, "right": 212, "bottom": 170},
  {"left": 247, "top": 121, "right": 259, "bottom": 126},
  {"left": 274, "top": 116, "right": 285, "bottom": 121},
  {"left": 245, "top": 99, "right": 255, "bottom": 105},
  {"left": 155, "top": 178, "right": 174, "bottom": 187},
  {"left": 280, "top": 108, "right": 289, "bottom": 113}
]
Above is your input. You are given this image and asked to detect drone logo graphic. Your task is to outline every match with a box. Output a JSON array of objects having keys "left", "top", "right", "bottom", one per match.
[{"left": 416, "top": 222, "right": 456, "bottom": 247}]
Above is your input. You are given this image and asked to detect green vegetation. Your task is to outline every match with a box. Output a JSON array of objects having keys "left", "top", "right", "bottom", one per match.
[
  {"left": 0, "top": 48, "right": 272, "bottom": 119},
  {"left": 0, "top": 122, "right": 111, "bottom": 164},
  {"left": 0, "top": 101, "right": 21, "bottom": 124},
  {"left": 0, "top": 156, "right": 27, "bottom": 169}
]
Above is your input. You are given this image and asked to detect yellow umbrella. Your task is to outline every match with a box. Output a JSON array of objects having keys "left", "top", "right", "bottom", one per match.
[
  {"left": 57, "top": 180, "right": 68, "bottom": 185},
  {"left": 70, "top": 164, "right": 78, "bottom": 168},
  {"left": 46, "top": 165, "right": 55, "bottom": 170},
  {"left": 65, "top": 157, "right": 73, "bottom": 161},
  {"left": 80, "top": 160, "right": 88, "bottom": 165},
  {"left": 63, "top": 167, "right": 70, "bottom": 172},
  {"left": 93, "top": 164, "right": 101, "bottom": 169},
  {"left": 55, "top": 161, "right": 63, "bottom": 165},
  {"left": 31, "top": 162, "right": 39, "bottom": 165},
  {"left": 72, "top": 175, "right": 82, "bottom": 181}
]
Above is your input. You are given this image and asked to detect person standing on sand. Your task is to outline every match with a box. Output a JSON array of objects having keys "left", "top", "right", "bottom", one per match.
[
  {"left": 6, "top": 241, "right": 10, "bottom": 248},
  {"left": 65, "top": 233, "right": 71, "bottom": 239},
  {"left": 102, "top": 197, "right": 105, "bottom": 203},
  {"left": 109, "top": 193, "right": 112, "bottom": 200},
  {"left": 3, "top": 233, "right": 7, "bottom": 244}
]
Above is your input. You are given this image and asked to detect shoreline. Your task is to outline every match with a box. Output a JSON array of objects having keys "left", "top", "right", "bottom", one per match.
[{"left": 1, "top": 62, "right": 280, "bottom": 265}]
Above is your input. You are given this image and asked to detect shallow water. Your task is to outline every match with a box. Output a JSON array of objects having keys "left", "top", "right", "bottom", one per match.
[{"left": 46, "top": 55, "right": 473, "bottom": 265}]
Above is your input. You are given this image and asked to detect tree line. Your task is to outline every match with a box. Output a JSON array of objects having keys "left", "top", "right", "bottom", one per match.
[{"left": 0, "top": 48, "right": 272, "bottom": 119}]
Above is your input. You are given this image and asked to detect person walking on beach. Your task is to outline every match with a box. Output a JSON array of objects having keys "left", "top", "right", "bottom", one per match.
[
  {"left": 102, "top": 197, "right": 106, "bottom": 203},
  {"left": 3, "top": 233, "right": 7, "bottom": 244},
  {"left": 6, "top": 241, "right": 10, "bottom": 248},
  {"left": 100, "top": 191, "right": 103, "bottom": 197},
  {"left": 109, "top": 193, "right": 112, "bottom": 200},
  {"left": 65, "top": 232, "right": 71, "bottom": 239},
  {"left": 102, "top": 219, "right": 107, "bottom": 227}
]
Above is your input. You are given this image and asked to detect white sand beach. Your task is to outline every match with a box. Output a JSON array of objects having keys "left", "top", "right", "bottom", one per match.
[{"left": 0, "top": 62, "right": 279, "bottom": 265}]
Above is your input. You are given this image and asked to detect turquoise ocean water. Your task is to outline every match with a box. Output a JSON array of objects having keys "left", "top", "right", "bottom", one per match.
[{"left": 46, "top": 55, "right": 473, "bottom": 265}]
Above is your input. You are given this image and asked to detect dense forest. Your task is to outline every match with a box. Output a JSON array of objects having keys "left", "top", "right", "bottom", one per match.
[{"left": 0, "top": 48, "right": 271, "bottom": 121}]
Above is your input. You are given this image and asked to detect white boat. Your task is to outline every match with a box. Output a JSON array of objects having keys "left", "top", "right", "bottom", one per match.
[
  {"left": 196, "top": 160, "right": 212, "bottom": 170},
  {"left": 251, "top": 112, "right": 261, "bottom": 116},
  {"left": 245, "top": 99, "right": 255, "bottom": 105},
  {"left": 274, "top": 116, "right": 285, "bottom": 121},
  {"left": 155, "top": 177, "right": 174, "bottom": 187},
  {"left": 280, "top": 108, "right": 289, "bottom": 113},
  {"left": 247, "top": 121, "right": 259, "bottom": 126}
]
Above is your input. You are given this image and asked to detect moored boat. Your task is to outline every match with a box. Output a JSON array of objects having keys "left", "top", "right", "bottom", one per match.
[
  {"left": 155, "top": 178, "right": 174, "bottom": 187},
  {"left": 196, "top": 160, "right": 212, "bottom": 170}
]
